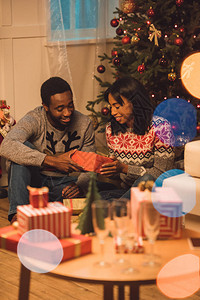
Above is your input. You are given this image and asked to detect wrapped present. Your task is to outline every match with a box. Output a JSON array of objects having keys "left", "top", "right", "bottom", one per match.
[
  {"left": 27, "top": 186, "right": 49, "bottom": 208},
  {"left": 0, "top": 226, "right": 92, "bottom": 262},
  {"left": 131, "top": 187, "right": 182, "bottom": 240},
  {"left": 63, "top": 198, "right": 86, "bottom": 215},
  {"left": 17, "top": 202, "right": 71, "bottom": 239},
  {"left": 71, "top": 150, "right": 114, "bottom": 173}
]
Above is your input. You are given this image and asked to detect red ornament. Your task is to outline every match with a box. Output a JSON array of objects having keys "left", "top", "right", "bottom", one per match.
[
  {"left": 101, "top": 107, "right": 110, "bottom": 116},
  {"left": 97, "top": 65, "right": 105, "bottom": 73},
  {"left": 146, "top": 20, "right": 151, "bottom": 26},
  {"left": 116, "top": 27, "right": 124, "bottom": 36},
  {"left": 122, "top": 36, "right": 131, "bottom": 44},
  {"left": 112, "top": 57, "right": 121, "bottom": 66},
  {"left": 179, "top": 26, "right": 185, "bottom": 33},
  {"left": 174, "top": 36, "right": 183, "bottom": 46},
  {"left": 111, "top": 50, "right": 118, "bottom": 57},
  {"left": 176, "top": 0, "right": 184, "bottom": 6},
  {"left": 196, "top": 125, "right": 200, "bottom": 134},
  {"left": 110, "top": 18, "right": 119, "bottom": 28},
  {"left": 147, "top": 7, "right": 155, "bottom": 18},
  {"left": 137, "top": 64, "right": 145, "bottom": 73}
]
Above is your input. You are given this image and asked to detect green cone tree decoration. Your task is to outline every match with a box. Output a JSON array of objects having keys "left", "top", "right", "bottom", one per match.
[{"left": 77, "top": 172, "right": 101, "bottom": 234}]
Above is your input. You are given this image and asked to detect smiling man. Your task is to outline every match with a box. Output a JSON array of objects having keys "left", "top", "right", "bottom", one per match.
[{"left": 0, "top": 77, "right": 95, "bottom": 223}]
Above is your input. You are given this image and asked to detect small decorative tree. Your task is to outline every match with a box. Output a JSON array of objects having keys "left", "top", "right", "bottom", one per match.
[{"left": 77, "top": 172, "right": 101, "bottom": 234}]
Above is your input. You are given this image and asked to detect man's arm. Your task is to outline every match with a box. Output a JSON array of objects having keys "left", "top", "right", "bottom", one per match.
[
  {"left": 0, "top": 113, "right": 47, "bottom": 166},
  {"left": 42, "top": 151, "right": 84, "bottom": 173}
]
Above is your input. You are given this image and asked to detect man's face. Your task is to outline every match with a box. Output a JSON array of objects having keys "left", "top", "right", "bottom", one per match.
[{"left": 43, "top": 91, "right": 74, "bottom": 130}]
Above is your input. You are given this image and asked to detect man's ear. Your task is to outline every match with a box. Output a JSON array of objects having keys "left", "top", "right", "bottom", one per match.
[{"left": 42, "top": 103, "right": 49, "bottom": 112}]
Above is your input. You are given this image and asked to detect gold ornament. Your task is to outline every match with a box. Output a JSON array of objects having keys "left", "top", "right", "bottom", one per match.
[
  {"left": 88, "top": 114, "right": 99, "bottom": 130},
  {"left": 121, "top": 0, "right": 136, "bottom": 14},
  {"left": 131, "top": 35, "right": 140, "bottom": 44},
  {"left": 148, "top": 24, "right": 161, "bottom": 46},
  {"left": 168, "top": 69, "right": 177, "bottom": 81}
]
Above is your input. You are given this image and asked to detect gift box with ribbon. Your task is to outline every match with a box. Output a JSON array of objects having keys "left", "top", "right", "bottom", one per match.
[
  {"left": 131, "top": 187, "right": 182, "bottom": 240},
  {"left": 0, "top": 226, "right": 92, "bottom": 262},
  {"left": 28, "top": 186, "right": 49, "bottom": 208},
  {"left": 71, "top": 150, "right": 114, "bottom": 173},
  {"left": 17, "top": 202, "right": 71, "bottom": 239}
]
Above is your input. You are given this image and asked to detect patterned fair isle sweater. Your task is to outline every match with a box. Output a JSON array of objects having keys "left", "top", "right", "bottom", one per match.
[{"left": 106, "top": 116, "right": 175, "bottom": 188}]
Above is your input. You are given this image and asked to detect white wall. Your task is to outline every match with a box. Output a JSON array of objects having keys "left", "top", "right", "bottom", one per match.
[{"left": 0, "top": 0, "right": 48, "bottom": 119}]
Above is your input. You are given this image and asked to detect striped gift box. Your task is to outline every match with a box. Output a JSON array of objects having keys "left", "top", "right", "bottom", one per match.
[
  {"left": 17, "top": 202, "right": 71, "bottom": 239},
  {"left": 0, "top": 226, "right": 92, "bottom": 262},
  {"left": 131, "top": 187, "right": 182, "bottom": 240},
  {"left": 71, "top": 150, "right": 114, "bottom": 173}
]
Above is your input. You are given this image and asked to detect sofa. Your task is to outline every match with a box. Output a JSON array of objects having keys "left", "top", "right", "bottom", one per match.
[{"left": 163, "top": 140, "right": 200, "bottom": 216}]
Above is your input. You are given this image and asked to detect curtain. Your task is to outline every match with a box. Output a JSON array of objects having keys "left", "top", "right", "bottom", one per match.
[{"left": 45, "top": 0, "right": 110, "bottom": 108}]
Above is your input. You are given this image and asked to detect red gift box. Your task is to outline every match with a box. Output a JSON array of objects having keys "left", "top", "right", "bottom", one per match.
[
  {"left": 71, "top": 150, "right": 114, "bottom": 173},
  {"left": 28, "top": 186, "right": 49, "bottom": 208},
  {"left": 0, "top": 226, "right": 92, "bottom": 262},
  {"left": 131, "top": 187, "right": 182, "bottom": 240},
  {"left": 17, "top": 202, "right": 71, "bottom": 239}
]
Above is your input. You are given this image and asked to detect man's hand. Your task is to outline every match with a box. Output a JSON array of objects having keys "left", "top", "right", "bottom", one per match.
[
  {"left": 99, "top": 156, "right": 128, "bottom": 177},
  {"left": 62, "top": 182, "right": 83, "bottom": 198},
  {"left": 42, "top": 149, "right": 84, "bottom": 173}
]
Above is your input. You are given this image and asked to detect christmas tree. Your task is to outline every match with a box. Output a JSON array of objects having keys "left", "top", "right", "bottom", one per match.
[
  {"left": 76, "top": 172, "right": 101, "bottom": 234},
  {"left": 86, "top": 0, "right": 200, "bottom": 134}
]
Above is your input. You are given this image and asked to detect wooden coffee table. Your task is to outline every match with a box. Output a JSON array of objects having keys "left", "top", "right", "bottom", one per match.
[
  {"left": 49, "top": 228, "right": 200, "bottom": 300},
  {"left": 16, "top": 228, "right": 200, "bottom": 300}
]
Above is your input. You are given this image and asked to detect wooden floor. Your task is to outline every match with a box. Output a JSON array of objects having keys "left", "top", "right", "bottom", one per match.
[{"left": 1, "top": 197, "right": 200, "bottom": 300}]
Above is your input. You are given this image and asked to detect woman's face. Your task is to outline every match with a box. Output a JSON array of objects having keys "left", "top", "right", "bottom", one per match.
[{"left": 108, "top": 93, "right": 134, "bottom": 127}]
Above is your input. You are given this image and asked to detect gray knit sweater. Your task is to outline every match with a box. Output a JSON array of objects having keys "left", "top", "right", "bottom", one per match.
[{"left": 0, "top": 106, "right": 95, "bottom": 190}]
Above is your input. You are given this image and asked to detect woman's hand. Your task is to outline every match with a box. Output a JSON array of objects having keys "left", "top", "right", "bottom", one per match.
[{"left": 99, "top": 156, "right": 128, "bottom": 177}]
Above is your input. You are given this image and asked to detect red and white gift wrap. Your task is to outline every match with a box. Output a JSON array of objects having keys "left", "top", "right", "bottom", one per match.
[
  {"left": 28, "top": 186, "right": 49, "bottom": 208},
  {"left": 17, "top": 202, "right": 71, "bottom": 239},
  {"left": 0, "top": 226, "right": 92, "bottom": 262},
  {"left": 71, "top": 150, "right": 114, "bottom": 173},
  {"left": 131, "top": 187, "right": 182, "bottom": 240}
]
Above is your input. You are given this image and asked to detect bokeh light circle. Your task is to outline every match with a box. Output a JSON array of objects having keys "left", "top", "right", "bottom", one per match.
[
  {"left": 17, "top": 229, "right": 63, "bottom": 273},
  {"left": 157, "top": 254, "right": 200, "bottom": 299},
  {"left": 181, "top": 52, "right": 200, "bottom": 99},
  {"left": 152, "top": 169, "right": 196, "bottom": 217},
  {"left": 153, "top": 98, "right": 196, "bottom": 147}
]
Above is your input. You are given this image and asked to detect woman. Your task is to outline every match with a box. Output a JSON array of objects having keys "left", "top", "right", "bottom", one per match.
[{"left": 99, "top": 76, "right": 175, "bottom": 199}]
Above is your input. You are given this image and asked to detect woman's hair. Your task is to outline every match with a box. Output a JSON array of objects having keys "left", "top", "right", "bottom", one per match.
[
  {"left": 104, "top": 76, "right": 153, "bottom": 135},
  {"left": 41, "top": 77, "right": 72, "bottom": 106}
]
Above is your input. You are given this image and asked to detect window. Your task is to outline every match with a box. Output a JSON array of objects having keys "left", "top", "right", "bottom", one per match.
[{"left": 49, "top": 0, "right": 119, "bottom": 41}]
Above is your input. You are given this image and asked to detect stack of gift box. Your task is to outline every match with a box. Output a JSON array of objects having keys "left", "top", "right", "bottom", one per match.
[
  {"left": 131, "top": 185, "right": 182, "bottom": 244},
  {"left": 0, "top": 186, "right": 92, "bottom": 262}
]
